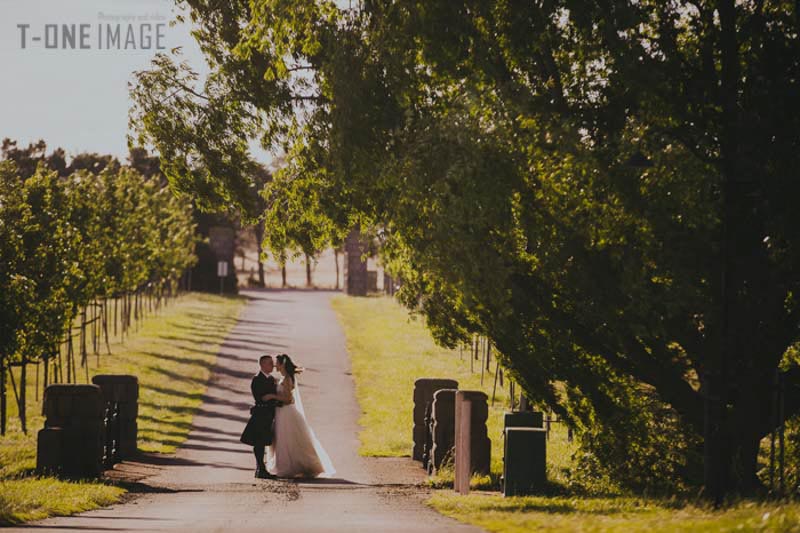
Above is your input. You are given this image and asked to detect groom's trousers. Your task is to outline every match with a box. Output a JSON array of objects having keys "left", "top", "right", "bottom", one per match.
[{"left": 254, "top": 444, "right": 266, "bottom": 470}]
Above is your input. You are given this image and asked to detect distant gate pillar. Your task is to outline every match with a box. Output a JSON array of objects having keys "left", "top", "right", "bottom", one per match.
[{"left": 343, "top": 228, "right": 368, "bottom": 296}]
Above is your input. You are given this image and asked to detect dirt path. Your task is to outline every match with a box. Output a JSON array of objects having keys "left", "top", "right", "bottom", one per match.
[{"left": 12, "top": 290, "right": 479, "bottom": 532}]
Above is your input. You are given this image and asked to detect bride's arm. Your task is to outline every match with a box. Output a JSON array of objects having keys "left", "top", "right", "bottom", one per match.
[{"left": 262, "top": 377, "right": 294, "bottom": 403}]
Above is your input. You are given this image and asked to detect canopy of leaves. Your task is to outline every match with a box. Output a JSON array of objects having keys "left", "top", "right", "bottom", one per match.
[
  {"left": 130, "top": 0, "right": 800, "bottom": 493},
  {"left": 0, "top": 158, "right": 197, "bottom": 365}
]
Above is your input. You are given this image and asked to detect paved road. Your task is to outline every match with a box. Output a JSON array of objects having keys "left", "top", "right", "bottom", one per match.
[{"left": 13, "top": 290, "right": 479, "bottom": 532}]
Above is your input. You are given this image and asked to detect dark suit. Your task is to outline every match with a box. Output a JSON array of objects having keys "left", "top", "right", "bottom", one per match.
[{"left": 240, "top": 372, "right": 278, "bottom": 475}]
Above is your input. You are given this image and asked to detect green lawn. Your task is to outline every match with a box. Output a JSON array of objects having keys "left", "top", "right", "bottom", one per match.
[
  {"left": 429, "top": 492, "right": 800, "bottom": 533},
  {"left": 330, "top": 294, "right": 575, "bottom": 486},
  {"left": 0, "top": 292, "right": 246, "bottom": 525},
  {"left": 331, "top": 293, "right": 800, "bottom": 532}
]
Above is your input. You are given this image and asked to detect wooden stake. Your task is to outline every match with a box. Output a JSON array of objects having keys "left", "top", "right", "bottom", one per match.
[
  {"left": 102, "top": 299, "right": 111, "bottom": 355},
  {"left": 491, "top": 359, "right": 500, "bottom": 405},
  {"left": 17, "top": 360, "right": 26, "bottom": 433},
  {"left": 480, "top": 340, "right": 486, "bottom": 386}
]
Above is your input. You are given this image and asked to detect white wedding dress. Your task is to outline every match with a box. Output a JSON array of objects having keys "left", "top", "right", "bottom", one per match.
[{"left": 266, "top": 376, "right": 336, "bottom": 478}]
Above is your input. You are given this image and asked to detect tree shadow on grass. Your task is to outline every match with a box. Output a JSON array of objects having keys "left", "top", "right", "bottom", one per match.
[
  {"left": 185, "top": 312, "right": 238, "bottom": 324},
  {"left": 137, "top": 416, "right": 233, "bottom": 434},
  {"left": 139, "top": 402, "right": 251, "bottom": 422},
  {"left": 141, "top": 352, "right": 215, "bottom": 370},
  {"left": 484, "top": 496, "right": 688, "bottom": 516}
]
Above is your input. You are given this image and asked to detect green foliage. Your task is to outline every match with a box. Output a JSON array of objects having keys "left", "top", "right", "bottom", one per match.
[
  {"left": 131, "top": 0, "right": 800, "bottom": 495},
  {"left": 0, "top": 159, "right": 197, "bottom": 372}
]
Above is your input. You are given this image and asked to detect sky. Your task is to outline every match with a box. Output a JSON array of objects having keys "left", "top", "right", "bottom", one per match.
[{"left": 0, "top": 0, "right": 271, "bottom": 163}]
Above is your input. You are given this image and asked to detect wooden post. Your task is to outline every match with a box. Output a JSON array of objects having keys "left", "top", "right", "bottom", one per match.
[
  {"left": 480, "top": 341, "right": 485, "bottom": 387},
  {"left": 102, "top": 299, "right": 111, "bottom": 355},
  {"left": 491, "top": 359, "right": 500, "bottom": 405},
  {"left": 334, "top": 249, "right": 340, "bottom": 290},
  {"left": 470, "top": 336, "right": 475, "bottom": 373},
  {"left": 455, "top": 392, "right": 472, "bottom": 495},
  {"left": 20, "top": 359, "right": 27, "bottom": 434},
  {"left": 80, "top": 307, "right": 87, "bottom": 368},
  {"left": 92, "top": 302, "right": 98, "bottom": 355}
]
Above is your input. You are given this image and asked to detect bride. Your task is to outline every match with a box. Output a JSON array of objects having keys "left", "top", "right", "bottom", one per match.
[{"left": 263, "top": 354, "right": 336, "bottom": 478}]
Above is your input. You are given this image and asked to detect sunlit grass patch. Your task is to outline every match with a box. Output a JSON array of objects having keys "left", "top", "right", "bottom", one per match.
[
  {"left": 332, "top": 294, "right": 800, "bottom": 531},
  {"left": 0, "top": 477, "right": 125, "bottom": 526},
  {"left": 428, "top": 492, "right": 800, "bottom": 532},
  {"left": 330, "top": 294, "right": 576, "bottom": 488}
]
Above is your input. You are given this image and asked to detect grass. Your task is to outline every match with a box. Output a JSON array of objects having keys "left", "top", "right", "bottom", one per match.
[
  {"left": 332, "top": 294, "right": 800, "bottom": 532},
  {"left": 0, "top": 478, "right": 125, "bottom": 525},
  {"left": 330, "top": 294, "right": 575, "bottom": 485},
  {"left": 0, "top": 292, "right": 246, "bottom": 525},
  {"left": 429, "top": 492, "right": 800, "bottom": 532}
]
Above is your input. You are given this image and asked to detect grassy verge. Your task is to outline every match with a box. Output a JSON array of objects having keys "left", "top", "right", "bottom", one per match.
[
  {"left": 332, "top": 294, "right": 800, "bottom": 532},
  {"left": 330, "top": 294, "right": 575, "bottom": 486},
  {"left": 0, "top": 292, "right": 246, "bottom": 525},
  {"left": 429, "top": 492, "right": 800, "bottom": 532}
]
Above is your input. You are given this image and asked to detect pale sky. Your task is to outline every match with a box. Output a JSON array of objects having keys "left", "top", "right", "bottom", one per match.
[{"left": 0, "top": 0, "right": 269, "bottom": 163}]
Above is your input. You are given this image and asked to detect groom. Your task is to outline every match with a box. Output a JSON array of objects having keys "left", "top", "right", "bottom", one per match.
[{"left": 240, "top": 354, "right": 279, "bottom": 479}]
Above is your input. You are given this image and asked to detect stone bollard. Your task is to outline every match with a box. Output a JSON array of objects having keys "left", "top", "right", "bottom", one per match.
[
  {"left": 422, "top": 400, "right": 434, "bottom": 470},
  {"left": 503, "top": 427, "right": 547, "bottom": 496},
  {"left": 92, "top": 374, "right": 139, "bottom": 459},
  {"left": 37, "top": 384, "right": 105, "bottom": 478},
  {"left": 504, "top": 411, "right": 544, "bottom": 430},
  {"left": 428, "top": 388, "right": 458, "bottom": 474},
  {"left": 412, "top": 378, "right": 458, "bottom": 461},
  {"left": 454, "top": 390, "right": 491, "bottom": 494}
]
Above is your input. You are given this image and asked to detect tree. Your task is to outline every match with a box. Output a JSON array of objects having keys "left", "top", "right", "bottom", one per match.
[
  {"left": 0, "top": 155, "right": 197, "bottom": 431},
  {"left": 129, "top": 0, "right": 800, "bottom": 497}
]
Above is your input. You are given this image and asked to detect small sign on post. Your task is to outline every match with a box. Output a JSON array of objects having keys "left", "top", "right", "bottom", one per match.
[{"left": 217, "top": 261, "right": 228, "bottom": 295}]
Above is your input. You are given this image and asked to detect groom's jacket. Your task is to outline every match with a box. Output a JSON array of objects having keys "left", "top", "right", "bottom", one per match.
[
  {"left": 251, "top": 372, "right": 277, "bottom": 406},
  {"left": 240, "top": 372, "right": 279, "bottom": 446}
]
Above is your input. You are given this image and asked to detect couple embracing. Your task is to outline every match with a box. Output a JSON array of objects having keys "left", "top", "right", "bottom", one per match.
[{"left": 240, "top": 353, "right": 335, "bottom": 479}]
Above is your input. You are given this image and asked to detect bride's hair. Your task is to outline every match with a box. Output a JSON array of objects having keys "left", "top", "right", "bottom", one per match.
[{"left": 277, "top": 353, "right": 303, "bottom": 379}]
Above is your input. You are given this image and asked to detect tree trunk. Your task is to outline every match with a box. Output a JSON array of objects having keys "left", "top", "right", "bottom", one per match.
[
  {"left": 282, "top": 264, "right": 287, "bottom": 288},
  {"left": 334, "top": 249, "right": 340, "bottom": 290},
  {"left": 19, "top": 359, "right": 26, "bottom": 434},
  {"left": 252, "top": 220, "right": 266, "bottom": 287},
  {"left": 305, "top": 253, "right": 312, "bottom": 287},
  {"left": 102, "top": 299, "right": 111, "bottom": 354},
  {"left": 80, "top": 307, "right": 88, "bottom": 368}
]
